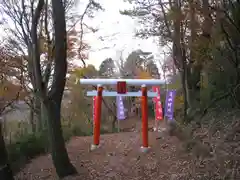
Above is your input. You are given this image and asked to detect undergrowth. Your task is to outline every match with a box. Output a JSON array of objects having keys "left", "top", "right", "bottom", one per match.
[
  {"left": 3, "top": 118, "right": 113, "bottom": 174},
  {"left": 170, "top": 108, "right": 240, "bottom": 179}
]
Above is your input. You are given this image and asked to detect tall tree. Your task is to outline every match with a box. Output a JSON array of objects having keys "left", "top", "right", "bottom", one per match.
[
  {"left": 146, "top": 59, "right": 160, "bottom": 78},
  {"left": 120, "top": 0, "right": 199, "bottom": 120},
  {"left": 99, "top": 58, "right": 116, "bottom": 77},
  {"left": 0, "top": 0, "right": 103, "bottom": 177},
  {"left": 40, "top": 0, "right": 77, "bottom": 177},
  {"left": 122, "top": 49, "right": 152, "bottom": 77}
]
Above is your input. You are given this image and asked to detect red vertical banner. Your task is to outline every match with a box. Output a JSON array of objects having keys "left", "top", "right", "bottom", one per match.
[{"left": 152, "top": 86, "right": 163, "bottom": 120}]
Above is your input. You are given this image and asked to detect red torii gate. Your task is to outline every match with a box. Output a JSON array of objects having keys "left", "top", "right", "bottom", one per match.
[{"left": 79, "top": 78, "right": 165, "bottom": 152}]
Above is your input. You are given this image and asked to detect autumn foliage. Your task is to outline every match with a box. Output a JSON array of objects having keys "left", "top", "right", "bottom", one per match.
[
  {"left": 67, "top": 29, "right": 90, "bottom": 61},
  {"left": 0, "top": 48, "right": 27, "bottom": 111}
]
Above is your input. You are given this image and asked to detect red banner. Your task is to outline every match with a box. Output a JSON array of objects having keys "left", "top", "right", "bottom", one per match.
[{"left": 152, "top": 86, "right": 163, "bottom": 120}]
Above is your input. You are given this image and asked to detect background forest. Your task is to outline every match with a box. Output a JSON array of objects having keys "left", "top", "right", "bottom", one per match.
[{"left": 0, "top": 0, "right": 240, "bottom": 179}]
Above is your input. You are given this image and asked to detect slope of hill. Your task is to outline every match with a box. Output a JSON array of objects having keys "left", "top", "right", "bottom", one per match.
[{"left": 15, "top": 120, "right": 192, "bottom": 180}]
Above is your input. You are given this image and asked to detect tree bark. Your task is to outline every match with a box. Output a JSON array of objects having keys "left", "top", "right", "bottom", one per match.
[
  {"left": 29, "top": 106, "right": 36, "bottom": 133},
  {"left": 0, "top": 123, "right": 14, "bottom": 180},
  {"left": 111, "top": 116, "right": 117, "bottom": 131},
  {"left": 188, "top": 0, "right": 200, "bottom": 105},
  {"left": 40, "top": 102, "right": 47, "bottom": 129},
  {"left": 199, "top": 0, "right": 212, "bottom": 106},
  {"left": 172, "top": 0, "right": 189, "bottom": 119},
  {"left": 34, "top": 96, "right": 42, "bottom": 131},
  {"left": 46, "top": 0, "right": 77, "bottom": 177},
  {"left": 43, "top": 100, "right": 76, "bottom": 177}
]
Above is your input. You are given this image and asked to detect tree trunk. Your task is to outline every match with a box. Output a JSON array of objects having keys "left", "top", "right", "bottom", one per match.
[
  {"left": 40, "top": 102, "right": 47, "bottom": 130},
  {"left": 34, "top": 96, "right": 42, "bottom": 132},
  {"left": 200, "top": 0, "right": 212, "bottom": 106},
  {"left": 181, "top": 53, "right": 189, "bottom": 120},
  {"left": 0, "top": 123, "right": 14, "bottom": 180},
  {"left": 43, "top": 100, "right": 76, "bottom": 177},
  {"left": 29, "top": 108, "right": 36, "bottom": 133},
  {"left": 188, "top": 0, "right": 201, "bottom": 106},
  {"left": 47, "top": 0, "right": 77, "bottom": 177},
  {"left": 111, "top": 116, "right": 117, "bottom": 131},
  {"left": 172, "top": 0, "right": 189, "bottom": 120}
]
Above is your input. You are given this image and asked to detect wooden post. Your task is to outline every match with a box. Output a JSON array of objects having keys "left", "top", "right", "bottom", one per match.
[
  {"left": 93, "top": 85, "right": 103, "bottom": 146},
  {"left": 141, "top": 84, "right": 148, "bottom": 148}
]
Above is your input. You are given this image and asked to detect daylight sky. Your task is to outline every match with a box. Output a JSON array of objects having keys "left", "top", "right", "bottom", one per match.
[
  {"left": 0, "top": 0, "right": 168, "bottom": 71},
  {"left": 76, "top": 0, "right": 166, "bottom": 70}
]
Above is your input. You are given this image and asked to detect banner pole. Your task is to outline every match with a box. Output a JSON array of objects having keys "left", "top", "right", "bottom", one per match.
[
  {"left": 164, "top": 82, "right": 168, "bottom": 123},
  {"left": 118, "top": 118, "right": 120, "bottom": 133}
]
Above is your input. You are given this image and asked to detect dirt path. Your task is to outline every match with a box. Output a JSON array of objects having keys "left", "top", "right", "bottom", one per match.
[{"left": 15, "top": 120, "right": 192, "bottom": 180}]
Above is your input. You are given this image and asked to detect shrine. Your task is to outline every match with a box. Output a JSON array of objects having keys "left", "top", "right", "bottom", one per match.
[{"left": 79, "top": 78, "right": 165, "bottom": 152}]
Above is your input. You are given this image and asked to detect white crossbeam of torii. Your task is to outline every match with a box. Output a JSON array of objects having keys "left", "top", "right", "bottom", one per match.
[
  {"left": 80, "top": 78, "right": 164, "bottom": 97},
  {"left": 79, "top": 78, "right": 165, "bottom": 85}
]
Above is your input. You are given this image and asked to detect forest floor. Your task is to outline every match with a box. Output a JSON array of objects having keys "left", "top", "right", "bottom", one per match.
[{"left": 15, "top": 119, "right": 193, "bottom": 180}]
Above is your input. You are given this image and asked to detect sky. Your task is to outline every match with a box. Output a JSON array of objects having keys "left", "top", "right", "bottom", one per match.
[
  {"left": 0, "top": 0, "right": 168, "bottom": 71},
  {"left": 76, "top": 0, "right": 165, "bottom": 70}
]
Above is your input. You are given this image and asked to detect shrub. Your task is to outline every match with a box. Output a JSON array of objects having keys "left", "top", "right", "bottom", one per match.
[
  {"left": 6, "top": 130, "right": 48, "bottom": 172},
  {"left": 4, "top": 118, "right": 113, "bottom": 174}
]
